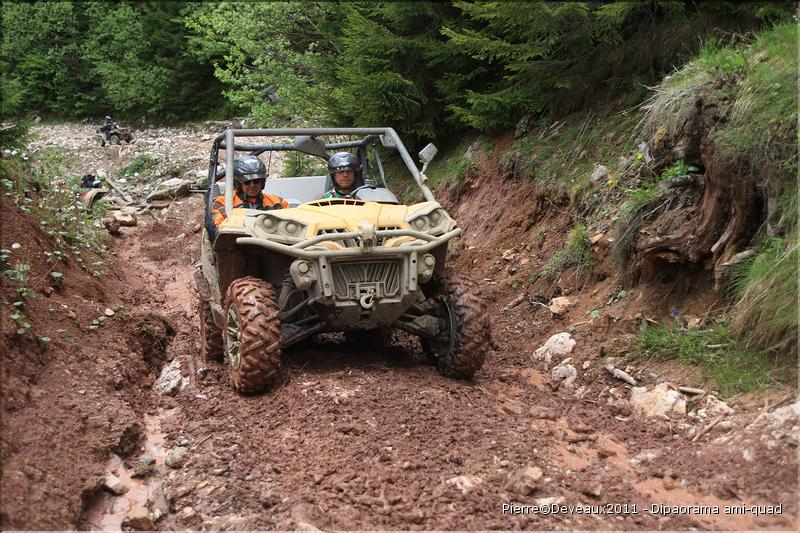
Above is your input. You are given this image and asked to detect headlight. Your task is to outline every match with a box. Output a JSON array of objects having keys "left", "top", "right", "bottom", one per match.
[
  {"left": 406, "top": 206, "right": 454, "bottom": 236},
  {"left": 257, "top": 214, "right": 306, "bottom": 239}
]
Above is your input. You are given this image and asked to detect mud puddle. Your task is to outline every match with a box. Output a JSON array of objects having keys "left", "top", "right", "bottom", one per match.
[{"left": 83, "top": 411, "right": 174, "bottom": 530}]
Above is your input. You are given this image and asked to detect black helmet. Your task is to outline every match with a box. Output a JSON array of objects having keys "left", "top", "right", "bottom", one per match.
[
  {"left": 233, "top": 155, "right": 267, "bottom": 186},
  {"left": 328, "top": 152, "right": 360, "bottom": 177}
]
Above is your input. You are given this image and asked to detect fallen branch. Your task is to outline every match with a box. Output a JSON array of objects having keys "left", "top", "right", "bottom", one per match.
[
  {"left": 605, "top": 365, "right": 637, "bottom": 386},
  {"left": 691, "top": 416, "right": 722, "bottom": 443}
]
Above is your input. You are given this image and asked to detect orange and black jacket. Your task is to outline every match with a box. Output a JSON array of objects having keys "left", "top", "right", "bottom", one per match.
[{"left": 211, "top": 192, "right": 288, "bottom": 227}]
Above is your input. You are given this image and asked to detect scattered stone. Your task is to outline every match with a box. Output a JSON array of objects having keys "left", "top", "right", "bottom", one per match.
[
  {"left": 590, "top": 233, "right": 606, "bottom": 245},
  {"left": 629, "top": 450, "right": 660, "bottom": 466},
  {"left": 705, "top": 395, "right": 735, "bottom": 417},
  {"left": 630, "top": 383, "right": 686, "bottom": 418},
  {"left": 551, "top": 364, "right": 578, "bottom": 389},
  {"left": 104, "top": 308, "right": 115, "bottom": 317},
  {"left": 155, "top": 359, "right": 183, "bottom": 397},
  {"left": 165, "top": 446, "right": 189, "bottom": 469},
  {"left": 506, "top": 465, "right": 543, "bottom": 496},
  {"left": 528, "top": 406, "right": 557, "bottom": 420},
  {"left": 180, "top": 506, "right": 197, "bottom": 520},
  {"left": 150, "top": 485, "right": 169, "bottom": 520},
  {"left": 581, "top": 483, "right": 603, "bottom": 498},
  {"left": 446, "top": 474, "right": 484, "bottom": 495},
  {"left": 102, "top": 216, "right": 122, "bottom": 235},
  {"left": 766, "top": 400, "right": 800, "bottom": 427},
  {"left": 582, "top": 360, "right": 591, "bottom": 370},
  {"left": 535, "top": 496, "right": 564, "bottom": 506},
  {"left": 533, "top": 332, "right": 576, "bottom": 366},
  {"left": 146, "top": 178, "right": 192, "bottom": 202},
  {"left": 589, "top": 164, "right": 609, "bottom": 184},
  {"left": 501, "top": 401, "right": 526, "bottom": 416},
  {"left": 127, "top": 507, "right": 155, "bottom": 531},
  {"left": 548, "top": 296, "right": 574, "bottom": 316},
  {"left": 103, "top": 474, "right": 129, "bottom": 495},
  {"left": 605, "top": 365, "right": 637, "bottom": 386},
  {"left": 685, "top": 316, "right": 702, "bottom": 330}
]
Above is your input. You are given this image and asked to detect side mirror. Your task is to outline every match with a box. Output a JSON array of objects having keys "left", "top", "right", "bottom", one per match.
[
  {"left": 295, "top": 135, "right": 329, "bottom": 159},
  {"left": 418, "top": 143, "right": 438, "bottom": 165}
]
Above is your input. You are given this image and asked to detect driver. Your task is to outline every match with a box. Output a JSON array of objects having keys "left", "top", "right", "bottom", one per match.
[
  {"left": 322, "top": 152, "right": 361, "bottom": 199},
  {"left": 212, "top": 155, "right": 287, "bottom": 227}
]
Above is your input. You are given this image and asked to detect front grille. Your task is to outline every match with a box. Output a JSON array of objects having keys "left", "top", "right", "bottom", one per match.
[
  {"left": 317, "top": 226, "right": 403, "bottom": 247},
  {"left": 331, "top": 261, "right": 401, "bottom": 299}
]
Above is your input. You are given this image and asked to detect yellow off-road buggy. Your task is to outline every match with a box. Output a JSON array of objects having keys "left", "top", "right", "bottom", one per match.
[{"left": 196, "top": 128, "right": 489, "bottom": 393}]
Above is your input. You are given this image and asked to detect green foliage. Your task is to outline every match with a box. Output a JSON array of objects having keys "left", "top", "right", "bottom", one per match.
[
  {"left": 282, "top": 152, "right": 327, "bottom": 178},
  {"left": 117, "top": 155, "right": 158, "bottom": 178},
  {"left": 422, "top": 138, "right": 475, "bottom": 188},
  {"left": 729, "top": 235, "right": 798, "bottom": 355},
  {"left": 622, "top": 160, "right": 696, "bottom": 213},
  {"left": 636, "top": 321, "right": 790, "bottom": 397},
  {"left": 539, "top": 223, "right": 594, "bottom": 279},
  {"left": 1, "top": 1, "right": 225, "bottom": 121}
]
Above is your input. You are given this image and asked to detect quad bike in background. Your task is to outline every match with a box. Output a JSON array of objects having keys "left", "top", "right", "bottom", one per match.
[
  {"left": 195, "top": 128, "right": 491, "bottom": 394},
  {"left": 95, "top": 124, "right": 134, "bottom": 146}
]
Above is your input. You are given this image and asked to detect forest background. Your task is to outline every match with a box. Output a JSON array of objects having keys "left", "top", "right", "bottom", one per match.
[{"left": 1, "top": 1, "right": 792, "bottom": 142}]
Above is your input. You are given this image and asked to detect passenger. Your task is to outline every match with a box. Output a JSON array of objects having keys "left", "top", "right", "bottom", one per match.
[
  {"left": 211, "top": 155, "right": 288, "bottom": 227},
  {"left": 322, "top": 152, "right": 361, "bottom": 199}
]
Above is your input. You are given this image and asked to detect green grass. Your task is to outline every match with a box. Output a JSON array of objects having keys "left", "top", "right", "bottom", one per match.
[
  {"left": 117, "top": 154, "right": 158, "bottom": 178},
  {"left": 622, "top": 160, "right": 697, "bottom": 213},
  {"left": 537, "top": 223, "right": 594, "bottom": 280},
  {"left": 729, "top": 234, "right": 798, "bottom": 356},
  {"left": 423, "top": 138, "right": 475, "bottom": 188},
  {"left": 635, "top": 321, "right": 791, "bottom": 398}
]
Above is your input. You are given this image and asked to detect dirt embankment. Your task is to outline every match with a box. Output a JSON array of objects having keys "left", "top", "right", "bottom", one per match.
[{"left": 0, "top": 124, "right": 797, "bottom": 531}]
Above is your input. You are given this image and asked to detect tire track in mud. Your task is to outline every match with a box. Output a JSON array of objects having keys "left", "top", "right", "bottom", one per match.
[
  {"left": 48, "top": 124, "right": 788, "bottom": 529},
  {"left": 95, "top": 197, "right": 795, "bottom": 531}
]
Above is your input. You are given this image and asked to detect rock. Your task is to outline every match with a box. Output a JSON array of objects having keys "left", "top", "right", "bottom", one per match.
[
  {"left": 103, "top": 474, "right": 129, "bottom": 495},
  {"left": 551, "top": 364, "right": 577, "bottom": 389},
  {"left": 180, "top": 506, "right": 197, "bottom": 520},
  {"left": 684, "top": 315, "right": 702, "bottom": 330},
  {"left": 536, "top": 496, "right": 564, "bottom": 506},
  {"left": 767, "top": 400, "right": 800, "bottom": 427},
  {"left": 102, "top": 216, "right": 122, "bottom": 235},
  {"left": 630, "top": 383, "right": 686, "bottom": 418},
  {"left": 533, "top": 332, "right": 575, "bottom": 366},
  {"left": 605, "top": 365, "right": 637, "bottom": 386},
  {"left": 150, "top": 485, "right": 170, "bottom": 519},
  {"left": 629, "top": 450, "right": 660, "bottom": 466},
  {"left": 528, "top": 406, "right": 557, "bottom": 420},
  {"left": 514, "top": 115, "right": 532, "bottom": 139},
  {"left": 113, "top": 212, "right": 137, "bottom": 227},
  {"left": 677, "top": 386, "right": 705, "bottom": 395},
  {"left": 464, "top": 142, "right": 482, "bottom": 162},
  {"left": 104, "top": 308, "right": 115, "bottom": 317},
  {"left": 548, "top": 296, "right": 573, "bottom": 316},
  {"left": 501, "top": 401, "right": 526, "bottom": 416},
  {"left": 506, "top": 465, "right": 543, "bottom": 496},
  {"left": 446, "top": 474, "right": 484, "bottom": 495},
  {"left": 589, "top": 164, "right": 609, "bottom": 184},
  {"left": 165, "top": 446, "right": 189, "bottom": 469},
  {"left": 705, "top": 395, "right": 735, "bottom": 417},
  {"left": 155, "top": 359, "right": 183, "bottom": 397},
  {"left": 127, "top": 507, "right": 155, "bottom": 531},
  {"left": 581, "top": 483, "right": 603, "bottom": 498},
  {"left": 146, "top": 178, "right": 191, "bottom": 202}
]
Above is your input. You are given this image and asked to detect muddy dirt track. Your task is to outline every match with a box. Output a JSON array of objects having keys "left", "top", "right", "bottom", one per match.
[{"left": 1, "top": 124, "right": 798, "bottom": 531}]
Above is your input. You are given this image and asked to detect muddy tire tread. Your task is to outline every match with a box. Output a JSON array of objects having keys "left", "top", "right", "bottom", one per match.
[
  {"left": 428, "top": 270, "right": 491, "bottom": 378},
  {"left": 224, "top": 276, "right": 282, "bottom": 394}
]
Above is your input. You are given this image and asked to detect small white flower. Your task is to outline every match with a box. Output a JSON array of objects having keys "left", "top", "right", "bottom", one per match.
[{"left": 10, "top": 243, "right": 21, "bottom": 250}]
